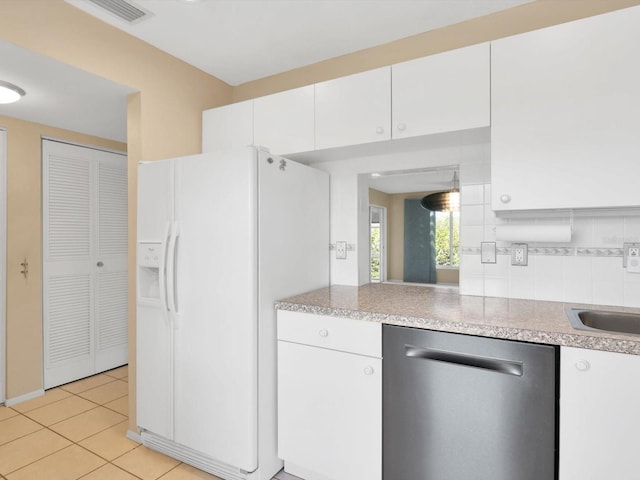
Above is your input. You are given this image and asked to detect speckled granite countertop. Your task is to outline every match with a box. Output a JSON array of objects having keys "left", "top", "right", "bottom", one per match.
[{"left": 276, "top": 283, "right": 640, "bottom": 355}]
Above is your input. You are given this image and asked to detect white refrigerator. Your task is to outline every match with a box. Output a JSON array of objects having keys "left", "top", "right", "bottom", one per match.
[{"left": 136, "top": 147, "right": 329, "bottom": 480}]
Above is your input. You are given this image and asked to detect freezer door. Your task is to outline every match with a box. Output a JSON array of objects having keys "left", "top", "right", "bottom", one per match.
[
  {"left": 172, "top": 150, "right": 259, "bottom": 471},
  {"left": 136, "top": 159, "right": 175, "bottom": 439}
]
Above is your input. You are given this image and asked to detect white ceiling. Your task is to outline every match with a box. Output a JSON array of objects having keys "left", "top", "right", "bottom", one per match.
[
  {"left": 0, "top": 41, "right": 134, "bottom": 143},
  {"left": 65, "top": 0, "right": 533, "bottom": 86}
]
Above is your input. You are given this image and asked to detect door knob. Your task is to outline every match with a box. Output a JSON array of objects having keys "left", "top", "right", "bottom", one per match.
[{"left": 97, "top": 261, "right": 104, "bottom": 267}]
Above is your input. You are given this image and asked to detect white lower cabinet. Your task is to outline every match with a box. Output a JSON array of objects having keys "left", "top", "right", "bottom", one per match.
[
  {"left": 277, "top": 311, "right": 381, "bottom": 480},
  {"left": 560, "top": 346, "right": 640, "bottom": 479}
]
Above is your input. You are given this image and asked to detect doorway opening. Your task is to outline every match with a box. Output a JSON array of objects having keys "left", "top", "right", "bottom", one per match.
[
  {"left": 369, "top": 205, "right": 386, "bottom": 283},
  {"left": 0, "top": 129, "right": 6, "bottom": 403}
]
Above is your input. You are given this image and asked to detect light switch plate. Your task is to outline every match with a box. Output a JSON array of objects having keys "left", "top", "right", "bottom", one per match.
[
  {"left": 481, "top": 242, "right": 496, "bottom": 264},
  {"left": 336, "top": 241, "right": 347, "bottom": 260}
]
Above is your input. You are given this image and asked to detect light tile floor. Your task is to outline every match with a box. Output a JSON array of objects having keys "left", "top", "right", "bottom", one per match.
[
  {"left": 0, "top": 367, "right": 302, "bottom": 480},
  {"left": 0, "top": 366, "right": 225, "bottom": 480}
]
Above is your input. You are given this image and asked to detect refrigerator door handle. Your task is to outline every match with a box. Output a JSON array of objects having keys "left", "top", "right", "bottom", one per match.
[
  {"left": 167, "top": 221, "right": 179, "bottom": 314},
  {"left": 404, "top": 344, "right": 524, "bottom": 377},
  {"left": 160, "top": 221, "right": 171, "bottom": 312},
  {"left": 172, "top": 223, "right": 180, "bottom": 314}
]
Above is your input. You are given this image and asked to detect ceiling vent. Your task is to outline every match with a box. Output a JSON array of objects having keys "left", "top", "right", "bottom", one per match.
[{"left": 85, "top": 0, "right": 153, "bottom": 24}]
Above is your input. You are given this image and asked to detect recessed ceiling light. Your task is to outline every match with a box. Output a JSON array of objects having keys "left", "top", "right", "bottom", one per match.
[{"left": 0, "top": 80, "right": 26, "bottom": 104}]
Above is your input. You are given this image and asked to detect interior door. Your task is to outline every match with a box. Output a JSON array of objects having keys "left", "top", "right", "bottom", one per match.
[
  {"left": 43, "top": 139, "right": 127, "bottom": 389},
  {"left": 94, "top": 149, "right": 128, "bottom": 371}
]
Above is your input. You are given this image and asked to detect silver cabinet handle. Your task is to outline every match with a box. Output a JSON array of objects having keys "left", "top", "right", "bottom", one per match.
[
  {"left": 405, "top": 344, "right": 523, "bottom": 377},
  {"left": 97, "top": 261, "right": 104, "bottom": 267}
]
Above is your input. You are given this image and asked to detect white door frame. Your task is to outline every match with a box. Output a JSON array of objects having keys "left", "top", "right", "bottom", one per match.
[
  {"left": 369, "top": 205, "right": 387, "bottom": 283},
  {"left": 0, "top": 128, "right": 6, "bottom": 403}
]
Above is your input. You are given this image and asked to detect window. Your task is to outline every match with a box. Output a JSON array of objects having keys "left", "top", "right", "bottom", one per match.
[
  {"left": 435, "top": 211, "right": 459, "bottom": 267},
  {"left": 370, "top": 223, "right": 380, "bottom": 282}
]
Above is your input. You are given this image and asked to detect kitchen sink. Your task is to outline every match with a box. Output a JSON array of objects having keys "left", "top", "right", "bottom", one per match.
[{"left": 566, "top": 308, "right": 640, "bottom": 336}]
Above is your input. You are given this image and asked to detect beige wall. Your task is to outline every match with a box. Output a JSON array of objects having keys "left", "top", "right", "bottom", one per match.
[
  {"left": 0, "top": 115, "right": 125, "bottom": 398},
  {"left": 0, "top": 0, "right": 232, "bottom": 431},
  {"left": 233, "top": 0, "right": 640, "bottom": 101}
]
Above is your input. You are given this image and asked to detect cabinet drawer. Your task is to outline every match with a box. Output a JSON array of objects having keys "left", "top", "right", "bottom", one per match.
[{"left": 277, "top": 310, "right": 381, "bottom": 357}]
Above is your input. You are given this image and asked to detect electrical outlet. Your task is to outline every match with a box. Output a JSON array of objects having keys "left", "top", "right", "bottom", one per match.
[
  {"left": 625, "top": 243, "right": 640, "bottom": 273},
  {"left": 336, "top": 241, "right": 347, "bottom": 260},
  {"left": 511, "top": 243, "right": 528, "bottom": 266},
  {"left": 623, "top": 243, "right": 640, "bottom": 270}
]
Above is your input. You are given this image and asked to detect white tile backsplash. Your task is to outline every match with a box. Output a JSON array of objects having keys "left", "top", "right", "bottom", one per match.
[
  {"left": 457, "top": 154, "right": 640, "bottom": 305},
  {"left": 459, "top": 161, "right": 487, "bottom": 185},
  {"left": 459, "top": 275, "right": 484, "bottom": 296},
  {"left": 562, "top": 256, "right": 593, "bottom": 304},
  {"left": 623, "top": 282, "right": 640, "bottom": 308},
  {"left": 460, "top": 205, "right": 484, "bottom": 226},
  {"left": 624, "top": 217, "right": 640, "bottom": 242},
  {"left": 509, "top": 257, "right": 536, "bottom": 300},
  {"left": 570, "top": 218, "right": 594, "bottom": 247},
  {"left": 534, "top": 256, "right": 563, "bottom": 302},
  {"left": 594, "top": 217, "right": 624, "bottom": 247},
  {"left": 484, "top": 276, "right": 510, "bottom": 298},
  {"left": 460, "top": 225, "right": 484, "bottom": 246},
  {"left": 461, "top": 185, "right": 484, "bottom": 205}
]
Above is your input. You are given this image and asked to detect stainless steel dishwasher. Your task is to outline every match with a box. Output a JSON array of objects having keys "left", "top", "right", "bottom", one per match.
[{"left": 383, "top": 324, "right": 558, "bottom": 480}]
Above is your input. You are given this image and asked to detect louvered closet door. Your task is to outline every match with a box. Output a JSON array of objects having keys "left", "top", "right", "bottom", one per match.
[
  {"left": 94, "top": 149, "right": 128, "bottom": 372},
  {"left": 43, "top": 140, "right": 127, "bottom": 389}
]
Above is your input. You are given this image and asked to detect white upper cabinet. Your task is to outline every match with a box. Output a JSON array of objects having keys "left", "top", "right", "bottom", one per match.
[
  {"left": 560, "top": 346, "right": 640, "bottom": 479},
  {"left": 392, "top": 43, "right": 490, "bottom": 139},
  {"left": 315, "top": 67, "right": 391, "bottom": 150},
  {"left": 253, "top": 85, "right": 315, "bottom": 155},
  {"left": 202, "top": 99, "right": 253, "bottom": 152},
  {"left": 491, "top": 6, "right": 640, "bottom": 211}
]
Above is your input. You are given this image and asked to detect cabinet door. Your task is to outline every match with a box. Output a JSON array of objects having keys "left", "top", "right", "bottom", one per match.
[
  {"left": 315, "top": 67, "right": 391, "bottom": 150},
  {"left": 560, "top": 347, "right": 640, "bottom": 479},
  {"left": 278, "top": 340, "right": 381, "bottom": 480},
  {"left": 202, "top": 100, "right": 253, "bottom": 152},
  {"left": 491, "top": 7, "right": 640, "bottom": 211},
  {"left": 253, "top": 85, "right": 314, "bottom": 155},
  {"left": 392, "top": 43, "right": 490, "bottom": 139}
]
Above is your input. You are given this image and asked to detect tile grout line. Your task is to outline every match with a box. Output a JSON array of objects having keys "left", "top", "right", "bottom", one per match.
[
  {"left": 0, "top": 367, "right": 140, "bottom": 480},
  {"left": 1, "top": 366, "right": 237, "bottom": 480}
]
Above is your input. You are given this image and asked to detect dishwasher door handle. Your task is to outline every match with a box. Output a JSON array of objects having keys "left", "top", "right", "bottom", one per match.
[{"left": 405, "top": 345, "right": 523, "bottom": 377}]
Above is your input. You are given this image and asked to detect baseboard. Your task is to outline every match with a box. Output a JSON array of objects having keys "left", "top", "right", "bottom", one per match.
[
  {"left": 126, "top": 429, "right": 143, "bottom": 444},
  {"left": 5, "top": 389, "right": 45, "bottom": 407}
]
